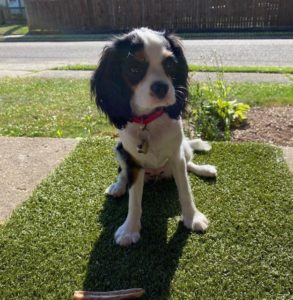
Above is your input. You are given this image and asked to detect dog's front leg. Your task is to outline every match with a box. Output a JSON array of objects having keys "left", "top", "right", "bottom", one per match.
[
  {"left": 171, "top": 151, "right": 209, "bottom": 233},
  {"left": 115, "top": 168, "right": 145, "bottom": 246}
]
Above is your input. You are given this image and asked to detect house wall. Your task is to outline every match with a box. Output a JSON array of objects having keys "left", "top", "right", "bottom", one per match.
[
  {"left": 0, "top": 0, "right": 26, "bottom": 23},
  {"left": 0, "top": 0, "right": 25, "bottom": 8},
  {"left": 7, "top": 0, "right": 25, "bottom": 8}
]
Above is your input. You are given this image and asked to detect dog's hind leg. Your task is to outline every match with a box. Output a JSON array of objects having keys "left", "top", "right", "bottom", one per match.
[
  {"left": 187, "top": 162, "right": 217, "bottom": 178},
  {"left": 184, "top": 139, "right": 217, "bottom": 178},
  {"left": 188, "top": 138, "right": 212, "bottom": 152}
]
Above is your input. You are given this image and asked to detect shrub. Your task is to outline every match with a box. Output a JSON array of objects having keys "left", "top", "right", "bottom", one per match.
[{"left": 187, "top": 78, "right": 250, "bottom": 141}]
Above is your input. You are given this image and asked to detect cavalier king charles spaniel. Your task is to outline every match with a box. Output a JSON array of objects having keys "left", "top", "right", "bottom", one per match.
[{"left": 91, "top": 28, "right": 217, "bottom": 246}]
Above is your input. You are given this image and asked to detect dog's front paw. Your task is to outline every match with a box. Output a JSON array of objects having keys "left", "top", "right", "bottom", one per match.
[
  {"left": 105, "top": 182, "right": 126, "bottom": 197},
  {"left": 115, "top": 222, "right": 141, "bottom": 246},
  {"left": 183, "top": 211, "right": 209, "bottom": 233}
]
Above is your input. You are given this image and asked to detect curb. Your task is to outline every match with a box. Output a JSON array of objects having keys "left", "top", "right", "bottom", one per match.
[{"left": 2, "top": 32, "right": 293, "bottom": 42}]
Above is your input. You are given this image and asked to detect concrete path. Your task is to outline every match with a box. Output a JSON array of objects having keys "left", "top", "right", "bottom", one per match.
[
  {"left": 1, "top": 69, "right": 291, "bottom": 83},
  {"left": 282, "top": 147, "right": 293, "bottom": 173},
  {"left": 0, "top": 137, "right": 78, "bottom": 222}
]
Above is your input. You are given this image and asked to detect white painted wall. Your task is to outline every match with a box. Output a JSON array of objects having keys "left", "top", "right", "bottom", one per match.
[{"left": 1, "top": 0, "right": 25, "bottom": 8}]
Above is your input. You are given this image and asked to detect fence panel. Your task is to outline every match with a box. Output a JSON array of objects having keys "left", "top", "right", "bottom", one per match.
[{"left": 24, "top": 0, "right": 293, "bottom": 32}]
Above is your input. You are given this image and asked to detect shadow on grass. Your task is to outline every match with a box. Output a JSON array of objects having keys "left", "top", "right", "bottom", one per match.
[{"left": 83, "top": 179, "right": 192, "bottom": 300}]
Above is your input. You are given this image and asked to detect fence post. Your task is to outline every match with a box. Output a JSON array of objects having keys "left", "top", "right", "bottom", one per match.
[
  {"left": 110, "top": 0, "right": 116, "bottom": 30},
  {"left": 86, "top": 0, "right": 94, "bottom": 31}
]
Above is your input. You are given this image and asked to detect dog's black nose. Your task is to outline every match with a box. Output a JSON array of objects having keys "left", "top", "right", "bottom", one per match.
[{"left": 151, "top": 81, "right": 169, "bottom": 99}]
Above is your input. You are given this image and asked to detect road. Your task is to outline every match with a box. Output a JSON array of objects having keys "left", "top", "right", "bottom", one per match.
[{"left": 0, "top": 39, "right": 293, "bottom": 71}]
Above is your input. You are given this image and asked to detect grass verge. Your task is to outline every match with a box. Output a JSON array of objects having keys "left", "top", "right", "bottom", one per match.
[
  {"left": 189, "top": 65, "right": 293, "bottom": 74},
  {"left": 0, "top": 138, "right": 292, "bottom": 299},
  {"left": 53, "top": 64, "right": 293, "bottom": 74},
  {"left": 231, "top": 82, "right": 293, "bottom": 106},
  {"left": 0, "top": 78, "right": 292, "bottom": 138}
]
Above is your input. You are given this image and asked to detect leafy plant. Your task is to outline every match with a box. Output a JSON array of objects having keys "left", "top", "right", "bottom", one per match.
[{"left": 188, "top": 78, "right": 250, "bottom": 141}]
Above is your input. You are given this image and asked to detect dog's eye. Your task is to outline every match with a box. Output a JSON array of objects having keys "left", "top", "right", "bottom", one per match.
[
  {"left": 128, "top": 63, "right": 147, "bottom": 77},
  {"left": 124, "top": 59, "right": 148, "bottom": 84},
  {"left": 130, "top": 67, "right": 143, "bottom": 74},
  {"left": 163, "top": 56, "right": 178, "bottom": 77}
]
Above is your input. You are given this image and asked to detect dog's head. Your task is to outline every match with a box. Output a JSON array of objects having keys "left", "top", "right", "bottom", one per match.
[{"left": 91, "top": 28, "right": 188, "bottom": 129}]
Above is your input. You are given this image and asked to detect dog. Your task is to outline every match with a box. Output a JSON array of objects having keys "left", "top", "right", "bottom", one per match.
[{"left": 91, "top": 28, "right": 217, "bottom": 246}]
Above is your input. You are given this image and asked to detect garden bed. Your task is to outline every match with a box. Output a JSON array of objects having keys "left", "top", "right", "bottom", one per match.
[{"left": 233, "top": 105, "right": 293, "bottom": 147}]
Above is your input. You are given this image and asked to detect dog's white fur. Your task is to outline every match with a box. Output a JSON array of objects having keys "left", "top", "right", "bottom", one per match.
[
  {"left": 108, "top": 114, "right": 216, "bottom": 246},
  {"left": 130, "top": 29, "right": 176, "bottom": 115},
  {"left": 98, "top": 28, "right": 217, "bottom": 246}
]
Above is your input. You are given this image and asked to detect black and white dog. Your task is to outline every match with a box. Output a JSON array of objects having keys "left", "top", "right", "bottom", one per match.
[{"left": 91, "top": 28, "right": 217, "bottom": 246}]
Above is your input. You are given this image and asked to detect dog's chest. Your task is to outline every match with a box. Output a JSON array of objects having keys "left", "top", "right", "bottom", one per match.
[{"left": 119, "top": 115, "right": 182, "bottom": 169}]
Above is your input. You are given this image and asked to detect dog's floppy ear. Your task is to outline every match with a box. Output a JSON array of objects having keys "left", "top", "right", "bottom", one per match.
[
  {"left": 164, "top": 34, "right": 189, "bottom": 119},
  {"left": 91, "top": 38, "right": 132, "bottom": 129}
]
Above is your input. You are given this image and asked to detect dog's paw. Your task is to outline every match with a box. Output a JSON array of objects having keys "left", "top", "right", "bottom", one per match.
[
  {"left": 183, "top": 211, "right": 209, "bottom": 233},
  {"left": 199, "top": 165, "right": 217, "bottom": 178},
  {"left": 105, "top": 182, "right": 126, "bottom": 197},
  {"left": 198, "top": 140, "right": 212, "bottom": 152},
  {"left": 189, "top": 139, "right": 212, "bottom": 152},
  {"left": 115, "top": 222, "right": 141, "bottom": 246}
]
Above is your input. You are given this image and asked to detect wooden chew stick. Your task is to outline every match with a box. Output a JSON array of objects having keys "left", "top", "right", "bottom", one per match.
[{"left": 73, "top": 288, "right": 145, "bottom": 300}]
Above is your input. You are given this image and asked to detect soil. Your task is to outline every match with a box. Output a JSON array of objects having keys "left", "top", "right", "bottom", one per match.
[{"left": 232, "top": 105, "right": 293, "bottom": 147}]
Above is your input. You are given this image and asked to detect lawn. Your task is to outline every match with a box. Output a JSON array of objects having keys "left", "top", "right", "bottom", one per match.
[
  {"left": 0, "top": 138, "right": 292, "bottom": 299},
  {"left": 231, "top": 82, "right": 293, "bottom": 106},
  {"left": 54, "top": 64, "right": 293, "bottom": 74},
  {"left": 0, "top": 24, "right": 28, "bottom": 36},
  {"left": 0, "top": 78, "right": 292, "bottom": 138},
  {"left": 0, "top": 78, "right": 113, "bottom": 138}
]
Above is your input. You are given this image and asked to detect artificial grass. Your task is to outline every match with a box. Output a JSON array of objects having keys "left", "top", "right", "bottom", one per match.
[
  {"left": 0, "top": 138, "right": 292, "bottom": 299},
  {"left": 0, "top": 78, "right": 292, "bottom": 139}
]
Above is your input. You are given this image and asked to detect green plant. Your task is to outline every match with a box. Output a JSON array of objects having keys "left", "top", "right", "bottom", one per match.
[{"left": 189, "top": 78, "right": 250, "bottom": 140}]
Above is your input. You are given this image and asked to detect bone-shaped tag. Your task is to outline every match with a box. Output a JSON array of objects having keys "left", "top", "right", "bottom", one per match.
[{"left": 137, "top": 126, "right": 149, "bottom": 154}]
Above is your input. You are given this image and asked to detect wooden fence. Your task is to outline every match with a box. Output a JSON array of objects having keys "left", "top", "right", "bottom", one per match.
[{"left": 24, "top": 0, "right": 293, "bottom": 33}]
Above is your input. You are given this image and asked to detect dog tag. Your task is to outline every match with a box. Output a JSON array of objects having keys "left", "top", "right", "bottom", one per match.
[
  {"left": 137, "top": 139, "right": 149, "bottom": 154},
  {"left": 137, "top": 126, "right": 149, "bottom": 154}
]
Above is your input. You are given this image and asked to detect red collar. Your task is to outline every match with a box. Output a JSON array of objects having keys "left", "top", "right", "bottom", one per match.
[{"left": 131, "top": 109, "right": 164, "bottom": 125}]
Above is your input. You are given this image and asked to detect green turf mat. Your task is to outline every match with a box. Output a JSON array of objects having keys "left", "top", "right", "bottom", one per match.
[{"left": 0, "top": 138, "right": 292, "bottom": 299}]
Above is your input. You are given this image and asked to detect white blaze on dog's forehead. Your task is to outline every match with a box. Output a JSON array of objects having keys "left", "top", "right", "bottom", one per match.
[{"left": 134, "top": 28, "right": 167, "bottom": 65}]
